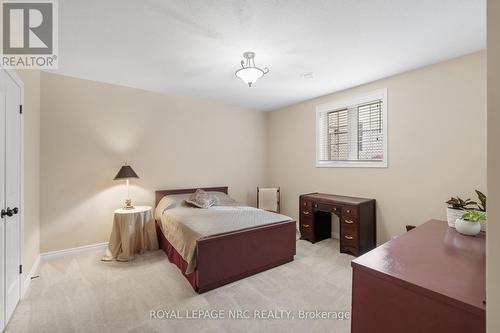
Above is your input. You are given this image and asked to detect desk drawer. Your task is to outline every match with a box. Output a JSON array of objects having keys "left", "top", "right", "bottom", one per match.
[
  {"left": 300, "top": 217, "right": 313, "bottom": 229},
  {"left": 341, "top": 224, "right": 359, "bottom": 248},
  {"left": 342, "top": 216, "right": 358, "bottom": 227},
  {"left": 299, "top": 217, "right": 314, "bottom": 241},
  {"left": 342, "top": 206, "right": 359, "bottom": 219},
  {"left": 300, "top": 198, "right": 312, "bottom": 209},
  {"left": 300, "top": 208, "right": 313, "bottom": 217},
  {"left": 341, "top": 234, "right": 358, "bottom": 248},
  {"left": 331, "top": 205, "right": 341, "bottom": 215},
  {"left": 314, "top": 202, "right": 341, "bottom": 215}
]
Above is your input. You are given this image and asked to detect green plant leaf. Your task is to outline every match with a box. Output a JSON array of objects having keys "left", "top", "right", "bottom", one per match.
[{"left": 461, "top": 209, "right": 486, "bottom": 222}]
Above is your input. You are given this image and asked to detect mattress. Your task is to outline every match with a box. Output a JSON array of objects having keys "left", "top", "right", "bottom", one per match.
[{"left": 158, "top": 203, "right": 292, "bottom": 274}]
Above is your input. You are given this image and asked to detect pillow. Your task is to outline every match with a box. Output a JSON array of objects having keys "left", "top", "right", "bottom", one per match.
[
  {"left": 186, "top": 189, "right": 217, "bottom": 209},
  {"left": 208, "top": 191, "right": 238, "bottom": 206},
  {"left": 155, "top": 193, "right": 191, "bottom": 220}
]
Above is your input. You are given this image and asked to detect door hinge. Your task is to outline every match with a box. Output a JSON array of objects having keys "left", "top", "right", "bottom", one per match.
[
  {"left": 19, "top": 265, "right": 22, "bottom": 274},
  {"left": 19, "top": 105, "right": 23, "bottom": 114}
]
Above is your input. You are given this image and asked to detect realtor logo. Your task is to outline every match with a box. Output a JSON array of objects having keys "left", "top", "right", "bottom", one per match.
[{"left": 1, "top": 0, "right": 58, "bottom": 68}]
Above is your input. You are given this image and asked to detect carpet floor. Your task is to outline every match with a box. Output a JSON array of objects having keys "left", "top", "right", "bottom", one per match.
[{"left": 5, "top": 239, "right": 353, "bottom": 333}]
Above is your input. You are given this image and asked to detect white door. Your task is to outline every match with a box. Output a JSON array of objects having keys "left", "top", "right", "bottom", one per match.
[
  {"left": 0, "top": 69, "right": 22, "bottom": 329},
  {"left": 0, "top": 84, "right": 6, "bottom": 331}
]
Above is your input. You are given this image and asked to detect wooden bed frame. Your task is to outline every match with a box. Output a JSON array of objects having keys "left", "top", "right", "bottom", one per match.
[{"left": 155, "top": 186, "right": 296, "bottom": 293}]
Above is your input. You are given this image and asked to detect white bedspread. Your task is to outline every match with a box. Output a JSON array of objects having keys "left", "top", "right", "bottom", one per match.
[{"left": 159, "top": 204, "right": 292, "bottom": 274}]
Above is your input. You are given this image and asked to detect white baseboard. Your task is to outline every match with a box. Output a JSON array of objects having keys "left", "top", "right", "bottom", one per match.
[
  {"left": 21, "top": 242, "right": 108, "bottom": 298},
  {"left": 40, "top": 242, "right": 109, "bottom": 260},
  {"left": 22, "top": 254, "right": 40, "bottom": 299}
]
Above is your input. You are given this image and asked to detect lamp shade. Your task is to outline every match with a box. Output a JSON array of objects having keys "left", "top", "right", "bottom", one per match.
[
  {"left": 113, "top": 165, "right": 139, "bottom": 180},
  {"left": 235, "top": 67, "right": 265, "bottom": 87}
]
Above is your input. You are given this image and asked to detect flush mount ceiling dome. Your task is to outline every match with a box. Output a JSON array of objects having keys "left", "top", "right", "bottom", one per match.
[{"left": 235, "top": 51, "right": 269, "bottom": 87}]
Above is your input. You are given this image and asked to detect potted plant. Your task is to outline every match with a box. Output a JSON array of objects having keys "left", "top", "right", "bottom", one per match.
[
  {"left": 455, "top": 210, "right": 486, "bottom": 236},
  {"left": 445, "top": 196, "right": 476, "bottom": 228},
  {"left": 475, "top": 190, "right": 487, "bottom": 232}
]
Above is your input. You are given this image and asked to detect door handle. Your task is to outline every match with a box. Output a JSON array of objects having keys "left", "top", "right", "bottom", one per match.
[{"left": 1, "top": 207, "right": 18, "bottom": 218}]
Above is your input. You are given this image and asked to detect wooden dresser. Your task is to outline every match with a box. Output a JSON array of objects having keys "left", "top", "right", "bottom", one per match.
[
  {"left": 299, "top": 193, "right": 376, "bottom": 256},
  {"left": 351, "top": 220, "right": 486, "bottom": 333}
]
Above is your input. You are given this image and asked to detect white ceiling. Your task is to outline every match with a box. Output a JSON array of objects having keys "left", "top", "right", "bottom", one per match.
[{"left": 52, "top": 0, "right": 486, "bottom": 111}]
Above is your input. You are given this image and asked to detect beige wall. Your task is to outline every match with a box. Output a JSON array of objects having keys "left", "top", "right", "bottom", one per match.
[
  {"left": 487, "top": 1, "right": 500, "bottom": 331},
  {"left": 39, "top": 72, "right": 268, "bottom": 252},
  {"left": 267, "top": 51, "right": 486, "bottom": 243},
  {"left": 16, "top": 70, "right": 41, "bottom": 282}
]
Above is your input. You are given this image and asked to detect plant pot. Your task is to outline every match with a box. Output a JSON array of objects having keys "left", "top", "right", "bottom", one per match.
[
  {"left": 446, "top": 208, "right": 464, "bottom": 228},
  {"left": 455, "top": 218, "right": 481, "bottom": 236},
  {"left": 480, "top": 218, "right": 486, "bottom": 232}
]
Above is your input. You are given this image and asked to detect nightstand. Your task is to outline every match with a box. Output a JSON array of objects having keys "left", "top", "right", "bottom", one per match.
[{"left": 102, "top": 205, "right": 159, "bottom": 261}]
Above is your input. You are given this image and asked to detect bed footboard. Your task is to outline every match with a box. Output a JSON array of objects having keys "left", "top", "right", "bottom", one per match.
[{"left": 196, "top": 220, "right": 296, "bottom": 293}]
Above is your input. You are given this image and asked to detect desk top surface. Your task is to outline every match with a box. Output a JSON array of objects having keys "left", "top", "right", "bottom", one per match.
[
  {"left": 300, "top": 192, "right": 374, "bottom": 205},
  {"left": 352, "top": 219, "right": 486, "bottom": 315}
]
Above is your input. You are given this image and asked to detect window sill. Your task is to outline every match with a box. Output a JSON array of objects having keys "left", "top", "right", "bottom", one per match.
[{"left": 316, "top": 161, "right": 388, "bottom": 168}]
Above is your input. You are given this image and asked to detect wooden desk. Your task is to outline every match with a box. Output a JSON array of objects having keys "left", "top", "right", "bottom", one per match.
[
  {"left": 299, "top": 193, "right": 376, "bottom": 256},
  {"left": 351, "top": 220, "right": 486, "bottom": 333}
]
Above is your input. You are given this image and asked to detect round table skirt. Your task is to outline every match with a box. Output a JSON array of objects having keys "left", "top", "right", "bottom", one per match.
[{"left": 102, "top": 207, "right": 159, "bottom": 261}]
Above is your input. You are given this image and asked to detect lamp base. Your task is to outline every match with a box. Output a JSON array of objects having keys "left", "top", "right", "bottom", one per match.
[{"left": 123, "top": 199, "right": 134, "bottom": 210}]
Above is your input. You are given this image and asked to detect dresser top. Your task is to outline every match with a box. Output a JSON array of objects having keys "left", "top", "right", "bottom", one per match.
[
  {"left": 300, "top": 192, "right": 374, "bottom": 205},
  {"left": 352, "top": 219, "right": 486, "bottom": 316}
]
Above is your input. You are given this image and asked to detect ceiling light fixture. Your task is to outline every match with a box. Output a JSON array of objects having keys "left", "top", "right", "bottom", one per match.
[{"left": 235, "top": 51, "right": 269, "bottom": 87}]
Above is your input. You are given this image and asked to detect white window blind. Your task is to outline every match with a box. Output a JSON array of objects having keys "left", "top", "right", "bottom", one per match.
[{"left": 316, "top": 89, "right": 387, "bottom": 167}]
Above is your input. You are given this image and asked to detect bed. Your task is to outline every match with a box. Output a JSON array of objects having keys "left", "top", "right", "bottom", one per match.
[{"left": 155, "top": 187, "right": 296, "bottom": 293}]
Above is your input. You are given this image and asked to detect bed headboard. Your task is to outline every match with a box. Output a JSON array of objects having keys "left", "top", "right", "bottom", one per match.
[{"left": 155, "top": 186, "right": 228, "bottom": 207}]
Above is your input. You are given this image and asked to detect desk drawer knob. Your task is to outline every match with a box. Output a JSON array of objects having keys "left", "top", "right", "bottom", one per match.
[
  {"left": 302, "top": 211, "right": 310, "bottom": 215},
  {"left": 344, "top": 219, "right": 354, "bottom": 224},
  {"left": 346, "top": 209, "right": 351, "bottom": 214},
  {"left": 302, "top": 224, "right": 310, "bottom": 228},
  {"left": 344, "top": 235, "right": 354, "bottom": 240}
]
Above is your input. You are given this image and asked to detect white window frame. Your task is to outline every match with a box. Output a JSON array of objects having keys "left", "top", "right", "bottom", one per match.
[{"left": 316, "top": 88, "right": 388, "bottom": 168}]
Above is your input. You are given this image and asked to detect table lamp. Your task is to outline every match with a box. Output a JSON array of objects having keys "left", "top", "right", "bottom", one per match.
[{"left": 114, "top": 164, "right": 139, "bottom": 209}]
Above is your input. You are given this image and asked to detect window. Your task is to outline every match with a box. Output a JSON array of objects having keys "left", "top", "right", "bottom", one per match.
[{"left": 316, "top": 89, "right": 387, "bottom": 167}]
